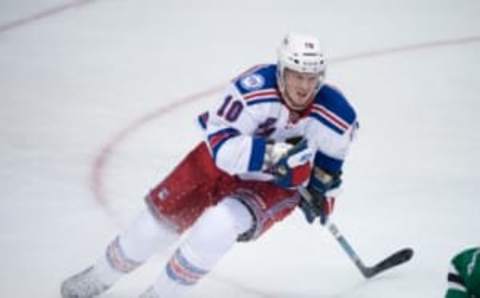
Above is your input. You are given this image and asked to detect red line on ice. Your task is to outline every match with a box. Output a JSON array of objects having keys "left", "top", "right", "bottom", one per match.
[
  {"left": 331, "top": 35, "right": 480, "bottom": 63},
  {"left": 0, "top": 0, "right": 97, "bottom": 33},
  {"left": 90, "top": 85, "right": 225, "bottom": 222}
]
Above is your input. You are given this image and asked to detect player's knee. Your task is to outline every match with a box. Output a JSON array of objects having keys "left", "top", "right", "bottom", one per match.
[
  {"left": 127, "top": 209, "right": 175, "bottom": 242},
  {"left": 118, "top": 209, "right": 179, "bottom": 262},
  {"left": 194, "top": 198, "right": 253, "bottom": 242},
  {"left": 219, "top": 198, "right": 254, "bottom": 236},
  {"left": 181, "top": 198, "right": 254, "bottom": 269}
]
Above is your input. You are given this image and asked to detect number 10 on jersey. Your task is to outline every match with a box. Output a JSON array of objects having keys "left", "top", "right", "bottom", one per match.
[{"left": 217, "top": 95, "right": 244, "bottom": 122}]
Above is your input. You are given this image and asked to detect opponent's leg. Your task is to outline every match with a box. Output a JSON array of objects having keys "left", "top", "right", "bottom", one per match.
[{"left": 140, "top": 198, "right": 253, "bottom": 298}]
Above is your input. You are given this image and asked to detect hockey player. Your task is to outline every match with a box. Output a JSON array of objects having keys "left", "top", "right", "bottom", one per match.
[
  {"left": 446, "top": 247, "right": 480, "bottom": 298},
  {"left": 61, "top": 33, "right": 358, "bottom": 298}
]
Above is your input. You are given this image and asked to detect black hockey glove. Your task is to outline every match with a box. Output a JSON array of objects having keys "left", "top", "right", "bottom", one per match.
[{"left": 299, "top": 168, "right": 342, "bottom": 225}]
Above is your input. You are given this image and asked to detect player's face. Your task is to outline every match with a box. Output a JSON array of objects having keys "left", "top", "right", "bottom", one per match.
[{"left": 283, "top": 68, "right": 319, "bottom": 111}]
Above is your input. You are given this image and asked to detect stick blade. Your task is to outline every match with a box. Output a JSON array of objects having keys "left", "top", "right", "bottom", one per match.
[{"left": 363, "top": 248, "right": 414, "bottom": 278}]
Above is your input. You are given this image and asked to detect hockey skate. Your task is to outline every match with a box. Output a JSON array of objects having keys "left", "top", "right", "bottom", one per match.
[{"left": 61, "top": 266, "right": 111, "bottom": 298}]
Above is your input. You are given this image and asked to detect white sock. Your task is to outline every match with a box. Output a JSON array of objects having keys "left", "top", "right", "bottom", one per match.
[
  {"left": 118, "top": 208, "right": 179, "bottom": 263},
  {"left": 149, "top": 198, "right": 253, "bottom": 298},
  {"left": 94, "top": 208, "right": 180, "bottom": 286}
]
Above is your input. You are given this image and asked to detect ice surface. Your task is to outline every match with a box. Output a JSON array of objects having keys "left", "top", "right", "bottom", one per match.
[{"left": 1, "top": 0, "right": 479, "bottom": 297}]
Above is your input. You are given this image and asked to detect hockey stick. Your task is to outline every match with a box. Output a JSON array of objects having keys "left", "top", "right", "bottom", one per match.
[{"left": 298, "top": 187, "right": 414, "bottom": 278}]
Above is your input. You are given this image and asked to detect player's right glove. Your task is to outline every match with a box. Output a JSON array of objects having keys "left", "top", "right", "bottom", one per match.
[
  {"left": 267, "top": 139, "right": 314, "bottom": 189},
  {"left": 299, "top": 168, "right": 342, "bottom": 225}
]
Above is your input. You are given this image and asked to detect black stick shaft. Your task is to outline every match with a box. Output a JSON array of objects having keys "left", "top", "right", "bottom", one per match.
[
  {"left": 298, "top": 187, "right": 371, "bottom": 277},
  {"left": 298, "top": 187, "right": 413, "bottom": 278},
  {"left": 326, "top": 222, "right": 372, "bottom": 277}
]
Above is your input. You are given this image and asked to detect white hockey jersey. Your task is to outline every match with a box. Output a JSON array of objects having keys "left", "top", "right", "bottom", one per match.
[{"left": 198, "top": 64, "right": 358, "bottom": 181}]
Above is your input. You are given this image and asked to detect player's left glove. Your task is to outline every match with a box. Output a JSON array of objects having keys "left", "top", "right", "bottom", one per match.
[
  {"left": 268, "top": 139, "right": 313, "bottom": 189},
  {"left": 299, "top": 168, "right": 342, "bottom": 225}
]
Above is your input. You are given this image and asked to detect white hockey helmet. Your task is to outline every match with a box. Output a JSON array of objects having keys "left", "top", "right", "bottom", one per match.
[{"left": 277, "top": 33, "right": 326, "bottom": 108}]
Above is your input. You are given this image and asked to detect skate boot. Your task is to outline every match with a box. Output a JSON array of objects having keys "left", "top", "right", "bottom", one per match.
[{"left": 61, "top": 266, "right": 111, "bottom": 298}]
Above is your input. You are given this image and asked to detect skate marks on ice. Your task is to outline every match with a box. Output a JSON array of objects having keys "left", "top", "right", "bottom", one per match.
[
  {"left": 0, "top": 0, "right": 99, "bottom": 34},
  {"left": 205, "top": 270, "right": 410, "bottom": 298}
]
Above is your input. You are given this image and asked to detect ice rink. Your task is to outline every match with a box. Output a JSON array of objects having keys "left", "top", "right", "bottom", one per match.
[{"left": 1, "top": 0, "right": 480, "bottom": 297}]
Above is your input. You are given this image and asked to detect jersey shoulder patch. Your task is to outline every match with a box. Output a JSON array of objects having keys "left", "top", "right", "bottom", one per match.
[
  {"left": 310, "top": 84, "right": 357, "bottom": 135},
  {"left": 233, "top": 64, "right": 282, "bottom": 106},
  {"left": 239, "top": 73, "right": 265, "bottom": 91}
]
